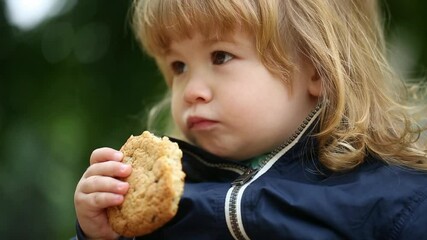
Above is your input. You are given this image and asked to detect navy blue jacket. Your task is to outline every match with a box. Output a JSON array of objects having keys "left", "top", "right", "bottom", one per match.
[{"left": 76, "top": 128, "right": 427, "bottom": 240}]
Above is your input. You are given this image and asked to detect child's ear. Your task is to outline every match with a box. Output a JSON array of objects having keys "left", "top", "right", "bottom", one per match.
[{"left": 308, "top": 68, "right": 322, "bottom": 97}]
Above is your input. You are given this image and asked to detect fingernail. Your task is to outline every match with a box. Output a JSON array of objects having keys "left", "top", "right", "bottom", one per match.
[
  {"left": 120, "top": 164, "right": 130, "bottom": 172},
  {"left": 114, "top": 151, "right": 123, "bottom": 160},
  {"left": 117, "top": 182, "right": 128, "bottom": 191},
  {"left": 114, "top": 195, "right": 124, "bottom": 203}
]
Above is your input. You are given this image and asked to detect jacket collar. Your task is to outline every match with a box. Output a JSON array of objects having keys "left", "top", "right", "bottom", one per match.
[{"left": 169, "top": 104, "right": 323, "bottom": 181}]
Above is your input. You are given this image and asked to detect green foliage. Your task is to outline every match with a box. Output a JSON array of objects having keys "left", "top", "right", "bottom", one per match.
[{"left": 0, "top": 0, "right": 425, "bottom": 239}]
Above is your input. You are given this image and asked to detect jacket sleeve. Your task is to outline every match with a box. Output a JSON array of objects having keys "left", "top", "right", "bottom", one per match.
[
  {"left": 74, "top": 221, "right": 134, "bottom": 240},
  {"left": 74, "top": 221, "right": 87, "bottom": 240},
  {"left": 391, "top": 190, "right": 427, "bottom": 240}
]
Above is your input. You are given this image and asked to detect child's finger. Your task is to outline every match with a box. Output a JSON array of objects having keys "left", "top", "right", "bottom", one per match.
[
  {"left": 80, "top": 176, "right": 129, "bottom": 195},
  {"left": 85, "top": 192, "right": 124, "bottom": 209},
  {"left": 90, "top": 147, "right": 123, "bottom": 165},
  {"left": 83, "top": 160, "right": 131, "bottom": 179}
]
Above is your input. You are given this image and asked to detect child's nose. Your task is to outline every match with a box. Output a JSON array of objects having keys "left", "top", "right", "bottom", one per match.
[{"left": 183, "top": 76, "right": 213, "bottom": 104}]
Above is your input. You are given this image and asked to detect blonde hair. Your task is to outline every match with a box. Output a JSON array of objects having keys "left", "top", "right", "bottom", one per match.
[{"left": 132, "top": 0, "right": 427, "bottom": 171}]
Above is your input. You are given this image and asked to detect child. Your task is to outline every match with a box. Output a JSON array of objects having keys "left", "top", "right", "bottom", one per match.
[{"left": 74, "top": 0, "right": 427, "bottom": 239}]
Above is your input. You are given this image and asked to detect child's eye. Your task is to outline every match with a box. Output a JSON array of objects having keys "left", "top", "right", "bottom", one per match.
[
  {"left": 171, "top": 61, "right": 187, "bottom": 74},
  {"left": 211, "top": 51, "right": 233, "bottom": 65}
]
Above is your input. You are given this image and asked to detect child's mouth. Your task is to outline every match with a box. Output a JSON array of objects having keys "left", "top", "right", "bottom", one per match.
[{"left": 187, "top": 116, "right": 218, "bottom": 130}]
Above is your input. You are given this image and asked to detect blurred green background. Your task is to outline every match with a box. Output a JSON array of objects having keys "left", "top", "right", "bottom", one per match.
[{"left": 0, "top": 0, "right": 425, "bottom": 239}]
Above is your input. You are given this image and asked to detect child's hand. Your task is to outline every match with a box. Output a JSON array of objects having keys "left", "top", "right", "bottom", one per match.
[{"left": 74, "top": 147, "right": 132, "bottom": 240}]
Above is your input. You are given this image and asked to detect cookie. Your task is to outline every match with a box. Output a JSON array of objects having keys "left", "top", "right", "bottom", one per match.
[{"left": 107, "top": 131, "right": 185, "bottom": 237}]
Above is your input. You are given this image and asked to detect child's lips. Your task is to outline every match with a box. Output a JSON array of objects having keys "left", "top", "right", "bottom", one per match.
[{"left": 187, "top": 116, "right": 218, "bottom": 130}]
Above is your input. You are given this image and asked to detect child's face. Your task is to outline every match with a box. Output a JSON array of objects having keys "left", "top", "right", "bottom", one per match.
[{"left": 165, "top": 30, "right": 320, "bottom": 160}]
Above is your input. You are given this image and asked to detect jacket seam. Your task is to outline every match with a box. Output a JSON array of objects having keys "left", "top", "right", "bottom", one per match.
[{"left": 389, "top": 189, "right": 427, "bottom": 240}]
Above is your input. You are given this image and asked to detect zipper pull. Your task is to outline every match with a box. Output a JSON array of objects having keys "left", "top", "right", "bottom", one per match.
[{"left": 232, "top": 168, "right": 259, "bottom": 186}]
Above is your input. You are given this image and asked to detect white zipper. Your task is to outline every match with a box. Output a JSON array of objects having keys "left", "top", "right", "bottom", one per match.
[{"left": 225, "top": 105, "right": 321, "bottom": 240}]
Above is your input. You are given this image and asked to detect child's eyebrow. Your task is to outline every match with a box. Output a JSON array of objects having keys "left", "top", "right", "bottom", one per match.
[
  {"left": 162, "top": 45, "right": 181, "bottom": 57},
  {"left": 202, "top": 36, "right": 237, "bottom": 45},
  {"left": 163, "top": 36, "right": 238, "bottom": 57}
]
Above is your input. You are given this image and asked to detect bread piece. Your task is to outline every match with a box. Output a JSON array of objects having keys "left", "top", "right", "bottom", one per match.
[{"left": 107, "top": 131, "right": 185, "bottom": 237}]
